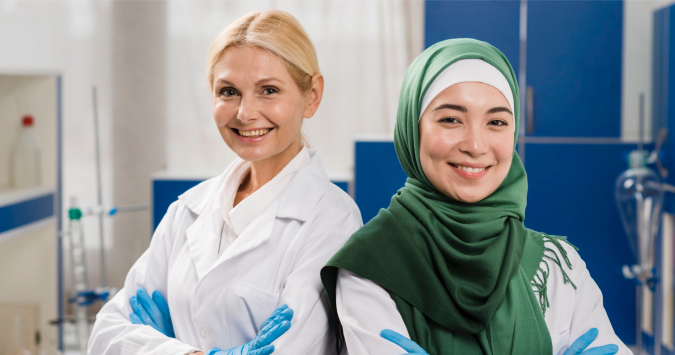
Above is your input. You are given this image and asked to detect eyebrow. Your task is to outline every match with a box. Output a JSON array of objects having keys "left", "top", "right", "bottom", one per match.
[
  {"left": 432, "top": 103, "right": 513, "bottom": 116},
  {"left": 214, "top": 77, "right": 281, "bottom": 86},
  {"left": 433, "top": 103, "right": 467, "bottom": 112},
  {"left": 486, "top": 106, "right": 513, "bottom": 115}
]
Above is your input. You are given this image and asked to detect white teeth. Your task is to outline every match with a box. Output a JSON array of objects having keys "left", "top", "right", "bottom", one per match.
[
  {"left": 455, "top": 164, "right": 486, "bottom": 173},
  {"left": 239, "top": 129, "right": 270, "bottom": 137}
]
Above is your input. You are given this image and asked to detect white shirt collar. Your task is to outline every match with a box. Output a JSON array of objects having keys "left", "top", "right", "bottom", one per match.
[{"left": 213, "top": 146, "right": 311, "bottom": 238}]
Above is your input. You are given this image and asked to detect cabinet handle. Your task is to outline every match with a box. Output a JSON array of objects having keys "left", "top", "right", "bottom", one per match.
[{"left": 526, "top": 86, "right": 534, "bottom": 135}]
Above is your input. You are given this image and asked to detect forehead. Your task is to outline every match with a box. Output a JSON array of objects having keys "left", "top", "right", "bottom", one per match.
[
  {"left": 212, "top": 46, "right": 292, "bottom": 83},
  {"left": 431, "top": 82, "right": 510, "bottom": 108}
]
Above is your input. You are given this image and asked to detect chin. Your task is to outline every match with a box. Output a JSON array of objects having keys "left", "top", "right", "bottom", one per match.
[
  {"left": 232, "top": 146, "right": 273, "bottom": 162},
  {"left": 451, "top": 189, "right": 489, "bottom": 204}
]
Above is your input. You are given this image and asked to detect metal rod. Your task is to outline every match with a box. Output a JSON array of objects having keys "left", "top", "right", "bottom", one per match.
[
  {"left": 92, "top": 87, "right": 107, "bottom": 288},
  {"left": 527, "top": 86, "right": 534, "bottom": 135},
  {"left": 636, "top": 285, "right": 643, "bottom": 354},
  {"left": 112, "top": 204, "right": 149, "bottom": 214},
  {"left": 662, "top": 183, "right": 675, "bottom": 194},
  {"left": 517, "top": 0, "right": 528, "bottom": 161},
  {"left": 639, "top": 92, "right": 645, "bottom": 154}
]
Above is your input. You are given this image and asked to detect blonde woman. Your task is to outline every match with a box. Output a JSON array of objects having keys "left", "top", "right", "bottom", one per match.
[{"left": 89, "top": 11, "right": 362, "bottom": 355}]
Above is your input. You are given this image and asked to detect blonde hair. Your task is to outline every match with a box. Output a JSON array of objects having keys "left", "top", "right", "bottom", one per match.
[{"left": 207, "top": 10, "right": 318, "bottom": 146}]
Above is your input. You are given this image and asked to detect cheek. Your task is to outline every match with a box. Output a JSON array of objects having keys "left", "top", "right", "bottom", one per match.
[
  {"left": 493, "top": 139, "right": 514, "bottom": 178},
  {"left": 494, "top": 138, "right": 514, "bottom": 162},
  {"left": 213, "top": 101, "right": 234, "bottom": 127},
  {"left": 424, "top": 131, "right": 458, "bottom": 161},
  {"left": 266, "top": 101, "right": 305, "bottom": 136}
]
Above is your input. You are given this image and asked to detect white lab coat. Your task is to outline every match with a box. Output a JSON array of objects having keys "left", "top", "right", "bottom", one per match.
[
  {"left": 89, "top": 150, "right": 363, "bottom": 355},
  {"left": 336, "top": 238, "right": 633, "bottom": 355}
]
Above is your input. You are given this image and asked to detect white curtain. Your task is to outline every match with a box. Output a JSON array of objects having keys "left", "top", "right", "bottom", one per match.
[{"left": 165, "top": 0, "right": 424, "bottom": 176}]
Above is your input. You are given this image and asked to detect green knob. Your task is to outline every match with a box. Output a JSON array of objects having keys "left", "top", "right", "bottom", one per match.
[{"left": 69, "top": 208, "right": 82, "bottom": 220}]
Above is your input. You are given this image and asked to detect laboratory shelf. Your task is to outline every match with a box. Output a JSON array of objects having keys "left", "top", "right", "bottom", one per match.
[
  {"left": 0, "top": 71, "right": 61, "bottom": 353},
  {"left": 0, "top": 186, "right": 55, "bottom": 239}
]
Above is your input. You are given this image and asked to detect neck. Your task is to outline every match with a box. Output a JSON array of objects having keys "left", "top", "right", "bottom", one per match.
[{"left": 238, "top": 138, "right": 303, "bottom": 198}]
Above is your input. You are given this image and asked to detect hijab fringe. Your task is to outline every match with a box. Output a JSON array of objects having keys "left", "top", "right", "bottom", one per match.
[{"left": 530, "top": 234, "right": 578, "bottom": 316}]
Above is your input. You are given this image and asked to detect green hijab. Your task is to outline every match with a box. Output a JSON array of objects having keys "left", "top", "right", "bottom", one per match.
[{"left": 321, "top": 39, "right": 572, "bottom": 354}]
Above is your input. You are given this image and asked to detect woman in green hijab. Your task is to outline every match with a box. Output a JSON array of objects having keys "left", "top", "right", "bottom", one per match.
[{"left": 321, "top": 39, "right": 630, "bottom": 354}]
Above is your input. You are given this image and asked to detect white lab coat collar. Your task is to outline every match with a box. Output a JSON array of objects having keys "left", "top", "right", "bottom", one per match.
[
  {"left": 178, "top": 149, "right": 330, "bottom": 280},
  {"left": 179, "top": 149, "right": 328, "bottom": 221},
  {"left": 229, "top": 147, "right": 311, "bottom": 236},
  {"left": 276, "top": 149, "right": 329, "bottom": 222}
]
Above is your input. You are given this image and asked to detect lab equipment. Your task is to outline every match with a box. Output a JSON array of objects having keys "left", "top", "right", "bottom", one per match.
[
  {"left": 11, "top": 115, "right": 41, "bottom": 189},
  {"left": 380, "top": 329, "right": 428, "bottom": 354},
  {"left": 4, "top": 315, "right": 32, "bottom": 355},
  {"left": 615, "top": 150, "right": 664, "bottom": 279},
  {"left": 65, "top": 198, "right": 91, "bottom": 355},
  {"left": 562, "top": 328, "right": 619, "bottom": 355},
  {"left": 129, "top": 288, "right": 174, "bottom": 338},
  {"left": 615, "top": 94, "right": 670, "bottom": 355}
]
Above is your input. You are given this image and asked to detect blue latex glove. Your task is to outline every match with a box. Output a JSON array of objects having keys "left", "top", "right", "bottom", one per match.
[
  {"left": 129, "top": 288, "right": 175, "bottom": 338},
  {"left": 381, "top": 329, "right": 429, "bottom": 355},
  {"left": 205, "top": 304, "right": 294, "bottom": 355},
  {"left": 563, "top": 328, "right": 619, "bottom": 355}
]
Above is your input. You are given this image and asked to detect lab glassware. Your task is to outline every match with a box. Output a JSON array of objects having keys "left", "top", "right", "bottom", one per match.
[
  {"left": 11, "top": 115, "right": 41, "bottom": 189},
  {"left": 615, "top": 151, "right": 664, "bottom": 355},
  {"left": 67, "top": 197, "right": 90, "bottom": 355}
]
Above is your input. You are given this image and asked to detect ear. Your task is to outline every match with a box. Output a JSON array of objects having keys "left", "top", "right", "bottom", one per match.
[{"left": 303, "top": 74, "right": 324, "bottom": 119}]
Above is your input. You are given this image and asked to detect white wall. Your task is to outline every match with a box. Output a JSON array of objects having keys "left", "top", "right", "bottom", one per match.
[
  {"left": 622, "top": 0, "right": 675, "bottom": 142},
  {"left": 0, "top": 1, "right": 113, "bottom": 352}
]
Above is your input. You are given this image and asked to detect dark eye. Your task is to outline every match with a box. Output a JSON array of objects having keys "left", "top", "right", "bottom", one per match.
[
  {"left": 439, "top": 117, "right": 460, "bottom": 124},
  {"left": 219, "top": 88, "right": 237, "bottom": 97},
  {"left": 262, "top": 87, "right": 278, "bottom": 95},
  {"left": 489, "top": 119, "right": 508, "bottom": 126}
]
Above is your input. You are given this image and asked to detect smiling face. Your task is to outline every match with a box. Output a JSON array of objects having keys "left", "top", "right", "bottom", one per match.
[
  {"left": 212, "top": 46, "right": 322, "bottom": 164},
  {"left": 418, "top": 82, "right": 515, "bottom": 203}
]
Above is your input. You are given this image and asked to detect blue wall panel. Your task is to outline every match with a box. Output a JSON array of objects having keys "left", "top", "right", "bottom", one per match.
[
  {"left": 526, "top": 1, "right": 623, "bottom": 137},
  {"left": 524, "top": 143, "right": 636, "bottom": 344},
  {"left": 152, "top": 179, "right": 203, "bottom": 232},
  {"left": 354, "top": 141, "right": 407, "bottom": 223},
  {"left": 653, "top": 6, "right": 675, "bottom": 353},
  {"left": 425, "top": 0, "right": 520, "bottom": 66}
]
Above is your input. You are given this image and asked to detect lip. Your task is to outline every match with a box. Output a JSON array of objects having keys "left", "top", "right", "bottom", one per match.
[
  {"left": 449, "top": 163, "right": 490, "bottom": 180},
  {"left": 230, "top": 127, "right": 274, "bottom": 143}
]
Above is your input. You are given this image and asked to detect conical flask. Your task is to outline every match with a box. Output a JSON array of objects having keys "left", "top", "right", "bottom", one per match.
[{"left": 615, "top": 163, "right": 664, "bottom": 279}]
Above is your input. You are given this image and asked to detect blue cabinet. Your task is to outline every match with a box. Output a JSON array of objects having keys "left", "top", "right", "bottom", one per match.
[
  {"left": 425, "top": 0, "right": 623, "bottom": 138},
  {"left": 524, "top": 142, "right": 636, "bottom": 344},
  {"left": 652, "top": 5, "right": 675, "bottom": 354},
  {"left": 526, "top": 1, "right": 623, "bottom": 137},
  {"left": 354, "top": 140, "right": 407, "bottom": 223},
  {"left": 425, "top": 1, "right": 520, "bottom": 67}
]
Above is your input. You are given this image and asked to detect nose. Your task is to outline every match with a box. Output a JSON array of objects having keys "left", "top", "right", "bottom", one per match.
[
  {"left": 458, "top": 124, "right": 488, "bottom": 157},
  {"left": 236, "top": 94, "right": 259, "bottom": 123}
]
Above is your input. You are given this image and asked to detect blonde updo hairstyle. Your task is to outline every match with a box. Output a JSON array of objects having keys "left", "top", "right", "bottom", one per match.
[{"left": 207, "top": 10, "right": 320, "bottom": 146}]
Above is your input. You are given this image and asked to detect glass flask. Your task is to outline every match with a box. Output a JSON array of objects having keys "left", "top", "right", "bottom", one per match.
[{"left": 615, "top": 165, "right": 664, "bottom": 280}]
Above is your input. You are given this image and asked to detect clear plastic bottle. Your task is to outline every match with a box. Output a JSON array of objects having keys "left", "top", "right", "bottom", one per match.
[
  {"left": 4, "top": 315, "right": 32, "bottom": 355},
  {"left": 11, "top": 115, "right": 41, "bottom": 189}
]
